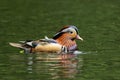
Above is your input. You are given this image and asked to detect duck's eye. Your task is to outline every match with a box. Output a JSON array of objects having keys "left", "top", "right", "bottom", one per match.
[{"left": 69, "top": 31, "right": 73, "bottom": 34}]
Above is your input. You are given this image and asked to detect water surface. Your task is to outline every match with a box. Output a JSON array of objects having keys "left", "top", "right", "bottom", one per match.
[{"left": 0, "top": 0, "right": 120, "bottom": 80}]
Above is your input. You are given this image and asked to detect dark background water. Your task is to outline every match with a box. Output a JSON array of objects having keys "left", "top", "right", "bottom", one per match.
[{"left": 0, "top": 0, "right": 120, "bottom": 80}]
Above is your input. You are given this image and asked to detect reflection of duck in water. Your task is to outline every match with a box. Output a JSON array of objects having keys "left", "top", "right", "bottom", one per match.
[
  {"left": 9, "top": 25, "right": 83, "bottom": 53},
  {"left": 34, "top": 53, "right": 82, "bottom": 79}
]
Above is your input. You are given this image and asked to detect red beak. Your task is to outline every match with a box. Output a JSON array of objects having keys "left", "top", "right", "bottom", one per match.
[{"left": 76, "top": 35, "right": 83, "bottom": 41}]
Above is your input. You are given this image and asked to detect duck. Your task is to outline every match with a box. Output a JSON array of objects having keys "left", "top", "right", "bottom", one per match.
[{"left": 9, "top": 25, "right": 83, "bottom": 53}]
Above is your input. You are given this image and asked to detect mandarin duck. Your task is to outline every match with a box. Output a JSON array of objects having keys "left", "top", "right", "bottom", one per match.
[{"left": 9, "top": 25, "right": 83, "bottom": 53}]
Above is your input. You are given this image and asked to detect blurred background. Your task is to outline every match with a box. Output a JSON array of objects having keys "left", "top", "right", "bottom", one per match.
[{"left": 0, "top": 0, "right": 120, "bottom": 80}]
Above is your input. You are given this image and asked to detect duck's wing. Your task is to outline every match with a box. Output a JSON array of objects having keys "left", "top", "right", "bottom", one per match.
[{"left": 39, "top": 36, "right": 57, "bottom": 43}]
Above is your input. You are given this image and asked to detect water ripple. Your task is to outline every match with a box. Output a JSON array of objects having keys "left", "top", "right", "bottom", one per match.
[{"left": 26, "top": 52, "right": 83, "bottom": 79}]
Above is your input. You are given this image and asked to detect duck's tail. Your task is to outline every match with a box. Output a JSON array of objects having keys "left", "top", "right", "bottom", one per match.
[
  {"left": 9, "top": 42, "right": 24, "bottom": 49},
  {"left": 9, "top": 40, "right": 37, "bottom": 53}
]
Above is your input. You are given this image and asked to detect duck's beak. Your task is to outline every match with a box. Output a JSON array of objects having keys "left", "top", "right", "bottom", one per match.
[{"left": 76, "top": 35, "right": 83, "bottom": 41}]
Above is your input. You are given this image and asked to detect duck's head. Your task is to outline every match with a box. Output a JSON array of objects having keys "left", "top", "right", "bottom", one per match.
[{"left": 53, "top": 25, "right": 83, "bottom": 41}]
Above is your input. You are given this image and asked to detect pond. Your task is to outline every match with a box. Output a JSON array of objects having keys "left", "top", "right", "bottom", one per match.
[
  {"left": 0, "top": 0, "right": 120, "bottom": 80},
  {"left": 0, "top": 48, "right": 119, "bottom": 80},
  {"left": 0, "top": 51, "right": 84, "bottom": 80}
]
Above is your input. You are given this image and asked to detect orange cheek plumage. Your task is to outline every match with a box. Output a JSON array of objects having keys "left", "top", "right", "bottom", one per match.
[{"left": 55, "top": 34, "right": 77, "bottom": 50}]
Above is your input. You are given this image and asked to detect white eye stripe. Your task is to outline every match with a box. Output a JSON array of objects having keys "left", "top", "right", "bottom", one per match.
[
  {"left": 61, "top": 27, "right": 75, "bottom": 33},
  {"left": 61, "top": 27, "right": 71, "bottom": 32},
  {"left": 70, "top": 25, "right": 79, "bottom": 34}
]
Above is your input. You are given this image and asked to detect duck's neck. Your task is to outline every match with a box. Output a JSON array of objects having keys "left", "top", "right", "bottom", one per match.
[{"left": 54, "top": 35, "right": 77, "bottom": 50}]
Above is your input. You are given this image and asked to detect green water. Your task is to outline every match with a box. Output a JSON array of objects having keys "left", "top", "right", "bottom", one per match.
[{"left": 0, "top": 0, "right": 120, "bottom": 80}]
